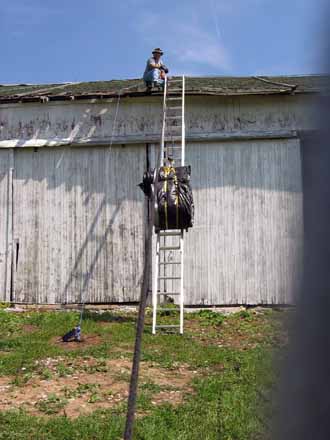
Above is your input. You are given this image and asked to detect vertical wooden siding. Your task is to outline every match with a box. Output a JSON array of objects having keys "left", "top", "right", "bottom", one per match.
[
  {"left": 0, "top": 150, "right": 13, "bottom": 301},
  {"left": 1, "top": 139, "right": 303, "bottom": 305},
  {"left": 183, "top": 139, "right": 303, "bottom": 305},
  {"left": 12, "top": 145, "right": 145, "bottom": 303}
]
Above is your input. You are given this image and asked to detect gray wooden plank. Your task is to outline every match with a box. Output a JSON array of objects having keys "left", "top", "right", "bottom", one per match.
[
  {"left": 184, "top": 139, "right": 303, "bottom": 305},
  {"left": 0, "top": 150, "right": 13, "bottom": 301},
  {"left": 12, "top": 145, "right": 145, "bottom": 304}
]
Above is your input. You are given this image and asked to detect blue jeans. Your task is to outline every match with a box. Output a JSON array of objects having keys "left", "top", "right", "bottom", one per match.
[{"left": 143, "top": 69, "right": 164, "bottom": 86}]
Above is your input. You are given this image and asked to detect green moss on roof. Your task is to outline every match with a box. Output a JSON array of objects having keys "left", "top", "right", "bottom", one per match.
[{"left": 0, "top": 75, "right": 328, "bottom": 102}]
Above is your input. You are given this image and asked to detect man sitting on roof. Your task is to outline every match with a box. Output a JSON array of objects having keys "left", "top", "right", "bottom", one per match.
[{"left": 143, "top": 48, "right": 169, "bottom": 90}]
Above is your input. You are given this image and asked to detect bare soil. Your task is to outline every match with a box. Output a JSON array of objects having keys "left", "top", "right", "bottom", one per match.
[
  {"left": 0, "top": 358, "right": 194, "bottom": 418},
  {"left": 51, "top": 334, "right": 103, "bottom": 351},
  {"left": 21, "top": 324, "right": 39, "bottom": 333}
]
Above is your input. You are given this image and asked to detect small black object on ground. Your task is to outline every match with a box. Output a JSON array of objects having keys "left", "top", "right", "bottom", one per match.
[{"left": 62, "top": 326, "right": 81, "bottom": 342}]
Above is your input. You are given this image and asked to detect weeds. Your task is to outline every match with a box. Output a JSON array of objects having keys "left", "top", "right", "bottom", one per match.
[
  {"left": 196, "top": 309, "right": 225, "bottom": 326},
  {"left": 40, "top": 368, "right": 53, "bottom": 380},
  {"left": 35, "top": 394, "right": 68, "bottom": 415},
  {"left": 0, "top": 308, "right": 287, "bottom": 439}
]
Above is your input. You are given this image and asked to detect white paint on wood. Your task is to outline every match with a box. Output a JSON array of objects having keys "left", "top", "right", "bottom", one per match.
[
  {"left": 12, "top": 145, "right": 145, "bottom": 304},
  {"left": 183, "top": 139, "right": 303, "bottom": 305},
  {"left": 0, "top": 139, "right": 304, "bottom": 305},
  {"left": 0, "top": 150, "right": 13, "bottom": 301},
  {"left": 0, "top": 129, "right": 298, "bottom": 149},
  {"left": 0, "top": 94, "right": 318, "bottom": 149}
]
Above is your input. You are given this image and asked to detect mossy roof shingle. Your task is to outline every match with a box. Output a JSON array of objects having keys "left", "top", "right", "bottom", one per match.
[{"left": 0, "top": 75, "right": 328, "bottom": 104}]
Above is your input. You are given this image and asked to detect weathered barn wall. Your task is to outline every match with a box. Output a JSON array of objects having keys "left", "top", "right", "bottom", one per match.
[
  {"left": 0, "top": 92, "right": 308, "bottom": 305},
  {"left": 10, "top": 145, "right": 146, "bottom": 304},
  {"left": 183, "top": 139, "right": 303, "bottom": 305},
  {"left": 0, "top": 94, "right": 317, "bottom": 148},
  {"left": 0, "top": 139, "right": 303, "bottom": 305}
]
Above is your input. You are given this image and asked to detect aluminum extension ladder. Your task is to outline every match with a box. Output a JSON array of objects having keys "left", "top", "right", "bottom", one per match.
[{"left": 152, "top": 76, "right": 186, "bottom": 334}]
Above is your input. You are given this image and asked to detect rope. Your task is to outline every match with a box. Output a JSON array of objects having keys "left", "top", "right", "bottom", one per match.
[
  {"left": 77, "top": 82, "right": 148, "bottom": 333},
  {"left": 124, "top": 78, "right": 167, "bottom": 439},
  {"left": 109, "top": 92, "right": 121, "bottom": 151},
  {"left": 108, "top": 82, "right": 148, "bottom": 151}
]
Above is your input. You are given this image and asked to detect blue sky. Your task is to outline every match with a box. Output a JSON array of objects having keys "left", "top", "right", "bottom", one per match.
[{"left": 1, "top": 0, "right": 328, "bottom": 84}]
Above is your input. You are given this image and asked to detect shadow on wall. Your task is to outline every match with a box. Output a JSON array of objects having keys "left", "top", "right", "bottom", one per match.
[
  {"left": 0, "top": 99, "right": 162, "bottom": 149},
  {"left": 7, "top": 144, "right": 147, "bottom": 304},
  {"left": 9, "top": 136, "right": 302, "bottom": 195},
  {"left": 62, "top": 199, "right": 122, "bottom": 304},
  {"left": 0, "top": 119, "right": 304, "bottom": 304},
  {"left": 12, "top": 144, "right": 145, "bottom": 200}
]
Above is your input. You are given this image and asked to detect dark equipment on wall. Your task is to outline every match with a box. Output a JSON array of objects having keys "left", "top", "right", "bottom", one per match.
[{"left": 139, "top": 165, "right": 194, "bottom": 231}]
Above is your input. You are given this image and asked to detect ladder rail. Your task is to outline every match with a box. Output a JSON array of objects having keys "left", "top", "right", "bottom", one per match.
[
  {"left": 160, "top": 76, "right": 168, "bottom": 164},
  {"left": 152, "top": 76, "right": 186, "bottom": 335},
  {"left": 180, "top": 231, "right": 184, "bottom": 334},
  {"left": 152, "top": 234, "right": 160, "bottom": 334},
  {"left": 182, "top": 75, "right": 185, "bottom": 166}
]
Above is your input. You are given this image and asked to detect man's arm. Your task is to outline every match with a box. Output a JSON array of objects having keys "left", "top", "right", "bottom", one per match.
[{"left": 148, "top": 58, "right": 161, "bottom": 69}]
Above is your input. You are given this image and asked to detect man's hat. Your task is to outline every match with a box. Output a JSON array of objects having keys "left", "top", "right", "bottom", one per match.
[{"left": 152, "top": 48, "right": 163, "bottom": 55}]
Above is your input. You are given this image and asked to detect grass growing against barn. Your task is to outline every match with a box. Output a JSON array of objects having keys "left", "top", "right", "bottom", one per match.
[{"left": 0, "top": 306, "right": 288, "bottom": 439}]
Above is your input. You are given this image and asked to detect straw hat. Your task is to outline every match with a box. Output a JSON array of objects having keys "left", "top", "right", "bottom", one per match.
[{"left": 152, "top": 48, "right": 164, "bottom": 55}]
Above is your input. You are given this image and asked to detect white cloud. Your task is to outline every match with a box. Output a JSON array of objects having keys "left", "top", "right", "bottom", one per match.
[
  {"left": 170, "top": 24, "right": 230, "bottom": 69},
  {"left": 135, "top": 9, "right": 232, "bottom": 74}
]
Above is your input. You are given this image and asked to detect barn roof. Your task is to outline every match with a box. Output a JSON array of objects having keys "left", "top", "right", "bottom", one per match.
[{"left": 0, "top": 74, "right": 328, "bottom": 104}]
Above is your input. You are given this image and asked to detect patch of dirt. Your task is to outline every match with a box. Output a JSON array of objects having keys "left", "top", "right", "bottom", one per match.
[
  {"left": 51, "top": 334, "right": 103, "bottom": 351},
  {"left": 21, "top": 324, "right": 38, "bottom": 333},
  {"left": 0, "top": 357, "right": 194, "bottom": 418},
  {"left": 150, "top": 389, "right": 186, "bottom": 406}
]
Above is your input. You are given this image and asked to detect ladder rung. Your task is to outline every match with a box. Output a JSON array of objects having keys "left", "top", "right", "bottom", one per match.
[
  {"left": 159, "top": 246, "right": 181, "bottom": 251},
  {"left": 157, "top": 292, "right": 181, "bottom": 295},
  {"left": 153, "top": 76, "right": 185, "bottom": 336},
  {"left": 159, "top": 276, "right": 181, "bottom": 280}
]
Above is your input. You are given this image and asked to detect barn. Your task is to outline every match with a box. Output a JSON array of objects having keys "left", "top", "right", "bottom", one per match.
[{"left": 0, "top": 75, "right": 327, "bottom": 305}]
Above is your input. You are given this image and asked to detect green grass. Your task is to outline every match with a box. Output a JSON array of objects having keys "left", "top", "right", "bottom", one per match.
[{"left": 0, "top": 307, "right": 287, "bottom": 439}]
